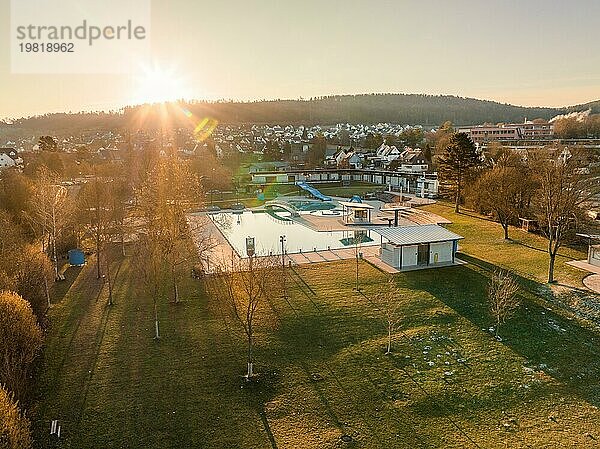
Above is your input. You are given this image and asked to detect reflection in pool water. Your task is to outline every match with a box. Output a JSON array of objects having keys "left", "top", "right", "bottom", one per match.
[{"left": 210, "top": 211, "right": 377, "bottom": 257}]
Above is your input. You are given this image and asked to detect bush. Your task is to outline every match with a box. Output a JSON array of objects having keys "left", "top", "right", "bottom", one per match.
[
  {"left": 0, "top": 292, "right": 43, "bottom": 402},
  {"left": 0, "top": 384, "right": 32, "bottom": 449}
]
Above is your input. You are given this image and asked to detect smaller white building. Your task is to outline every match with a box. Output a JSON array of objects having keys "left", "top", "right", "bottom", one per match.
[
  {"left": 0, "top": 152, "right": 17, "bottom": 170},
  {"left": 375, "top": 225, "right": 463, "bottom": 270},
  {"left": 578, "top": 234, "right": 600, "bottom": 268}
]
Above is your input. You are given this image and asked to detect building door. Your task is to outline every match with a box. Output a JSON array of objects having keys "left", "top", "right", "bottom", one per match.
[{"left": 417, "top": 244, "right": 429, "bottom": 266}]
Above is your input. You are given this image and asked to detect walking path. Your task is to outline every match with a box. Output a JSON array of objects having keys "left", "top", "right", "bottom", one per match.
[
  {"left": 583, "top": 275, "right": 600, "bottom": 294},
  {"left": 566, "top": 260, "right": 600, "bottom": 294}
]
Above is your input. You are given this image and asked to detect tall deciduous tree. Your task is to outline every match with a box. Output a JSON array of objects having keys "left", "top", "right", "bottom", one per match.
[
  {"left": 207, "top": 256, "right": 279, "bottom": 379},
  {"left": 28, "top": 168, "right": 71, "bottom": 280},
  {"left": 78, "top": 174, "right": 114, "bottom": 280},
  {"left": 136, "top": 157, "right": 203, "bottom": 336},
  {"left": 529, "top": 148, "right": 600, "bottom": 283},
  {"left": 469, "top": 150, "right": 536, "bottom": 240},
  {"left": 0, "top": 291, "right": 43, "bottom": 402},
  {"left": 438, "top": 132, "right": 482, "bottom": 213}
]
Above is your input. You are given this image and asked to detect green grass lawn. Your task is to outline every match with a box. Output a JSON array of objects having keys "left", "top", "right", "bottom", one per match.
[
  {"left": 422, "top": 202, "right": 589, "bottom": 288},
  {"left": 33, "top": 243, "right": 600, "bottom": 448}
]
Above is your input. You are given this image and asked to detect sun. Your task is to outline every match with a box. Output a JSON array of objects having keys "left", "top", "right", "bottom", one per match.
[{"left": 132, "top": 65, "right": 191, "bottom": 104}]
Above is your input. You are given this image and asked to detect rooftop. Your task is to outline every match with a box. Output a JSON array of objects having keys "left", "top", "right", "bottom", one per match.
[{"left": 373, "top": 224, "right": 463, "bottom": 246}]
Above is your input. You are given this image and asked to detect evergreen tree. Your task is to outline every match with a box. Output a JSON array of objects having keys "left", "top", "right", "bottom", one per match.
[{"left": 438, "top": 132, "right": 482, "bottom": 213}]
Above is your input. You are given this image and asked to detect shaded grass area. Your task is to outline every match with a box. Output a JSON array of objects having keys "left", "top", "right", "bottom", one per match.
[{"left": 33, "top": 249, "right": 600, "bottom": 448}]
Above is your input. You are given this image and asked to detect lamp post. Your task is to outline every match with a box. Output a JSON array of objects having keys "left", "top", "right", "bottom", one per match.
[{"left": 280, "top": 235, "right": 287, "bottom": 299}]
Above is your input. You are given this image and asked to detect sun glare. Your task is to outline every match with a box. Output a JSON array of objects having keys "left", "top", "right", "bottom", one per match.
[{"left": 133, "top": 65, "right": 191, "bottom": 105}]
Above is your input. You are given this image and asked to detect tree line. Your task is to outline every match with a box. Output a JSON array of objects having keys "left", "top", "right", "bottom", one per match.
[{"left": 5, "top": 94, "right": 598, "bottom": 133}]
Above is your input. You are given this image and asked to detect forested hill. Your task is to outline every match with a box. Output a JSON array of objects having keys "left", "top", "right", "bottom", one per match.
[{"left": 2, "top": 94, "right": 598, "bottom": 134}]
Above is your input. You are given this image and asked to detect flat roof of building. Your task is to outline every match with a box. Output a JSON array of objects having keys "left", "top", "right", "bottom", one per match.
[
  {"left": 339, "top": 201, "right": 375, "bottom": 209},
  {"left": 373, "top": 224, "right": 463, "bottom": 246},
  {"left": 577, "top": 233, "right": 600, "bottom": 241}
]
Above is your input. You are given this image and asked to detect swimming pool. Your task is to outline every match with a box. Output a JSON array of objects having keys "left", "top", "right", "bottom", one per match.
[{"left": 210, "top": 211, "right": 378, "bottom": 257}]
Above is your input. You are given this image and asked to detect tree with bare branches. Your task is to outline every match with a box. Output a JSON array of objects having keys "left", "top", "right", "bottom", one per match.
[
  {"left": 469, "top": 150, "right": 536, "bottom": 240},
  {"left": 28, "top": 167, "right": 71, "bottom": 281},
  {"left": 352, "top": 232, "right": 366, "bottom": 291},
  {"left": 529, "top": 148, "right": 600, "bottom": 283},
  {"left": 372, "top": 277, "right": 404, "bottom": 354},
  {"left": 488, "top": 270, "right": 520, "bottom": 338},
  {"left": 134, "top": 157, "right": 203, "bottom": 337},
  {"left": 207, "top": 255, "right": 280, "bottom": 379}
]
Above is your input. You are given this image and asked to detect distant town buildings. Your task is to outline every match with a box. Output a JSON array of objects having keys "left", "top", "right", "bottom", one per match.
[{"left": 458, "top": 120, "right": 554, "bottom": 144}]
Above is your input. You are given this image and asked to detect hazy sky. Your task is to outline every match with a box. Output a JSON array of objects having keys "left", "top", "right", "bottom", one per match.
[{"left": 1, "top": 0, "right": 599, "bottom": 118}]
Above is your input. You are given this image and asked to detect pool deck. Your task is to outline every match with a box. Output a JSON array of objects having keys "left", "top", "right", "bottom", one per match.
[
  {"left": 188, "top": 206, "right": 454, "bottom": 274},
  {"left": 187, "top": 213, "right": 396, "bottom": 273}
]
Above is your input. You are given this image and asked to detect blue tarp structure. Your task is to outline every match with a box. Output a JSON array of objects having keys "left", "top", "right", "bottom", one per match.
[
  {"left": 68, "top": 249, "right": 85, "bottom": 266},
  {"left": 296, "top": 182, "right": 332, "bottom": 201}
]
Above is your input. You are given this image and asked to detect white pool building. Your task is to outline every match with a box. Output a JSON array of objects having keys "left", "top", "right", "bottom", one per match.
[{"left": 374, "top": 224, "right": 463, "bottom": 270}]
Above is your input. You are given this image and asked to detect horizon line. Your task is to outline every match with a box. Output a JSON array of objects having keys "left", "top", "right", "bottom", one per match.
[{"left": 2, "top": 91, "right": 598, "bottom": 123}]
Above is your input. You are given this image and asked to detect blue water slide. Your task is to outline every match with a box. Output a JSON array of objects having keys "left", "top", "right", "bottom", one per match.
[{"left": 295, "top": 181, "right": 332, "bottom": 201}]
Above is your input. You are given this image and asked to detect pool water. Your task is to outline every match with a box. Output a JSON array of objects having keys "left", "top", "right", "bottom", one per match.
[
  {"left": 210, "top": 211, "right": 377, "bottom": 257},
  {"left": 286, "top": 200, "right": 337, "bottom": 211}
]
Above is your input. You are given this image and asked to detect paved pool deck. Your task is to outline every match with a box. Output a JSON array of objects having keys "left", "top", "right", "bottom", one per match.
[{"left": 188, "top": 210, "right": 459, "bottom": 275}]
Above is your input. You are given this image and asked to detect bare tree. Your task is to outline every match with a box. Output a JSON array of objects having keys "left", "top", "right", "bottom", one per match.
[
  {"left": 529, "top": 148, "right": 600, "bottom": 283},
  {"left": 352, "top": 232, "right": 366, "bottom": 291},
  {"left": 372, "top": 277, "right": 404, "bottom": 354},
  {"left": 207, "top": 255, "right": 279, "bottom": 379},
  {"left": 488, "top": 270, "right": 520, "bottom": 338},
  {"left": 78, "top": 174, "right": 113, "bottom": 279},
  {"left": 28, "top": 168, "right": 71, "bottom": 281},
  {"left": 137, "top": 158, "right": 203, "bottom": 304},
  {"left": 469, "top": 150, "right": 536, "bottom": 240},
  {"left": 135, "top": 232, "right": 167, "bottom": 340}
]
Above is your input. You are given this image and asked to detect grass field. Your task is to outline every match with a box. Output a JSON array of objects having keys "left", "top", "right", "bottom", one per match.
[
  {"left": 33, "top": 229, "right": 600, "bottom": 448},
  {"left": 421, "top": 202, "right": 589, "bottom": 288}
]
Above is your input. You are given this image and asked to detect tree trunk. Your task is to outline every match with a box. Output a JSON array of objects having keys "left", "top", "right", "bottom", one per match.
[
  {"left": 44, "top": 275, "right": 51, "bottom": 309},
  {"left": 106, "top": 255, "right": 113, "bottom": 306},
  {"left": 454, "top": 172, "right": 461, "bottom": 213},
  {"left": 154, "top": 300, "right": 160, "bottom": 339},
  {"left": 548, "top": 253, "right": 556, "bottom": 284},
  {"left": 386, "top": 326, "right": 392, "bottom": 354},
  {"left": 454, "top": 191, "right": 460, "bottom": 213},
  {"left": 355, "top": 254, "right": 359, "bottom": 290},
  {"left": 547, "top": 236, "right": 557, "bottom": 284},
  {"left": 246, "top": 333, "right": 254, "bottom": 378},
  {"left": 96, "top": 236, "right": 102, "bottom": 279},
  {"left": 503, "top": 222, "right": 510, "bottom": 240}
]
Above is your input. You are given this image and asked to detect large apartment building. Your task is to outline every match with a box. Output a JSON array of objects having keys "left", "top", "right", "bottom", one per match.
[{"left": 458, "top": 120, "right": 554, "bottom": 143}]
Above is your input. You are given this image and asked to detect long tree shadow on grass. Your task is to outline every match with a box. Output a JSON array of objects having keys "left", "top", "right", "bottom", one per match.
[{"left": 400, "top": 256, "right": 600, "bottom": 407}]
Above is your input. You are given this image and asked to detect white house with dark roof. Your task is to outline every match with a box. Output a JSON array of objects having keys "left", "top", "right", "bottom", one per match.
[{"left": 0, "top": 148, "right": 21, "bottom": 171}]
